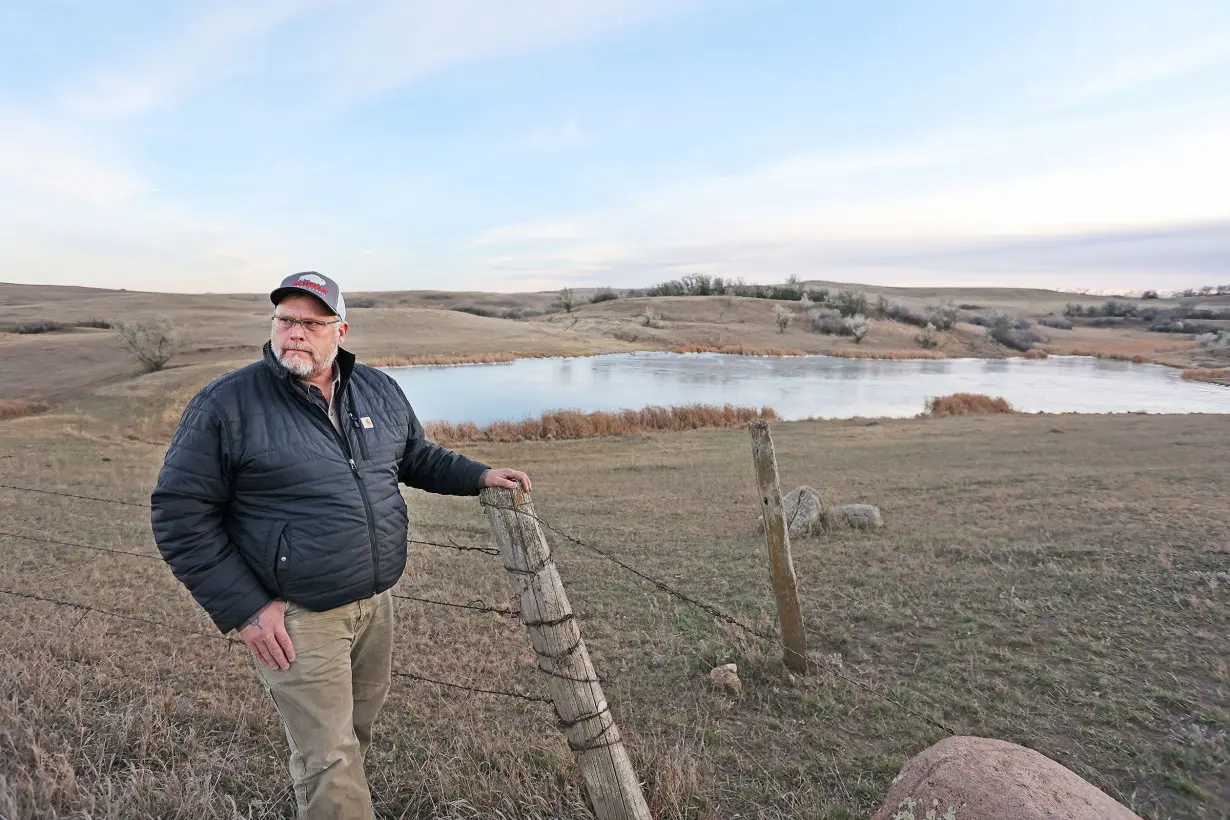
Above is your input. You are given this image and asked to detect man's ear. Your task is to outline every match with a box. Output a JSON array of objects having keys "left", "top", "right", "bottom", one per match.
[{"left": 338, "top": 321, "right": 349, "bottom": 343}]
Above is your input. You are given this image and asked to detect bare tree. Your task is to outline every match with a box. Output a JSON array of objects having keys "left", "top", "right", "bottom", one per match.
[
  {"left": 113, "top": 315, "right": 182, "bottom": 372},
  {"left": 772, "top": 304, "right": 793, "bottom": 333},
  {"left": 847, "top": 314, "right": 871, "bottom": 344},
  {"left": 559, "top": 287, "right": 576, "bottom": 313}
]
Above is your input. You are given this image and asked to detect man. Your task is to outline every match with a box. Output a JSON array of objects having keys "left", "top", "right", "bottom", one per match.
[{"left": 151, "top": 271, "right": 530, "bottom": 819}]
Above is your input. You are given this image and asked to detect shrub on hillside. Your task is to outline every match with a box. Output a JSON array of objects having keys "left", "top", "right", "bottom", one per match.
[
  {"left": 1086, "top": 317, "right": 1122, "bottom": 328},
  {"left": 450, "top": 305, "right": 500, "bottom": 318},
  {"left": 502, "top": 307, "right": 544, "bottom": 321},
  {"left": 112, "top": 315, "right": 181, "bottom": 373},
  {"left": 1039, "top": 315, "right": 1074, "bottom": 330},
  {"left": 924, "top": 393, "right": 1015, "bottom": 417},
  {"left": 988, "top": 314, "right": 1042, "bottom": 351},
  {"left": 772, "top": 303, "right": 793, "bottom": 333},
  {"left": 14, "top": 320, "right": 67, "bottom": 334},
  {"left": 927, "top": 303, "right": 959, "bottom": 331},
  {"left": 809, "top": 308, "right": 846, "bottom": 335},
  {"left": 833, "top": 290, "right": 868, "bottom": 317},
  {"left": 589, "top": 288, "right": 619, "bottom": 304},
  {"left": 916, "top": 323, "right": 938, "bottom": 348},
  {"left": 347, "top": 297, "right": 378, "bottom": 308},
  {"left": 966, "top": 314, "right": 991, "bottom": 326}
]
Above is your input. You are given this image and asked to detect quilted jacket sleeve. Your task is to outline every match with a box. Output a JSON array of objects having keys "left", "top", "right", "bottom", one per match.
[
  {"left": 150, "top": 392, "right": 271, "bottom": 634},
  {"left": 396, "top": 388, "right": 489, "bottom": 496}
]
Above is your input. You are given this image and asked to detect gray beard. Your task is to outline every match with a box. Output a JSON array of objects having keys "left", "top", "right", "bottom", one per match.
[{"left": 274, "top": 342, "right": 338, "bottom": 380}]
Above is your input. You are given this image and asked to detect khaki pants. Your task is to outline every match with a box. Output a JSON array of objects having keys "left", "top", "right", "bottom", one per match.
[{"left": 254, "top": 590, "right": 393, "bottom": 820}]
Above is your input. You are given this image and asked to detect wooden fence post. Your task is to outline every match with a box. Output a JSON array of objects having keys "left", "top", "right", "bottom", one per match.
[
  {"left": 748, "top": 420, "right": 809, "bottom": 673},
  {"left": 480, "top": 487, "right": 651, "bottom": 820}
]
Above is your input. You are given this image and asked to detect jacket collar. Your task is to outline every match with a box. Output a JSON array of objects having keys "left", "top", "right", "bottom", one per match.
[{"left": 262, "top": 341, "right": 357, "bottom": 390}]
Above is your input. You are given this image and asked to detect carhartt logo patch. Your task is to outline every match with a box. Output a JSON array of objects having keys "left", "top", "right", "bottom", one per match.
[{"left": 360, "top": 417, "right": 374, "bottom": 429}]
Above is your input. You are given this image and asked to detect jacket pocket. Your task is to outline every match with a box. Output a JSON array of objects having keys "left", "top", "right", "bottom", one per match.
[
  {"left": 348, "top": 410, "right": 372, "bottom": 461},
  {"left": 266, "top": 521, "right": 289, "bottom": 596}
]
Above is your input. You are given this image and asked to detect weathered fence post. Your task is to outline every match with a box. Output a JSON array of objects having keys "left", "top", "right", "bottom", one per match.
[
  {"left": 480, "top": 487, "right": 651, "bottom": 820},
  {"left": 748, "top": 421, "right": 809, "bottom": 673}
]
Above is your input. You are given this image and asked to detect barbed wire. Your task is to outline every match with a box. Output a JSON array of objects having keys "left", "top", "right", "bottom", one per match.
[
  {"left": 481, "top": 499, "right": 958, "bottom": 736},
  {"left": 408, "top": 537, "right": 500, "bottom": 557},
  {"left": 0, "top": 585, "right": 551, "bottom": 706},
  {"left": 0, "top": 477, "right": 957, "bottom": 733},
  {"left": 0, "top": 530, "right": 160, "bottom": 561},
  {"left": 391, "top": 669, "right": 551, "bottom": 704},
  {"left": 0, "top": 482, "right": 150, "bottom": 508},
  {"left": 0, "top": 586, "right": 239, "bottom": 643},
  {"left": 391, "top": 592, "right": 518, "bottom": 617}
]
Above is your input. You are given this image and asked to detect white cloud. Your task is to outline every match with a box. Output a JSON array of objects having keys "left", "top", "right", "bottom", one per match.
[
  {"left": 62, "top": 0, "right": 335, "bottom": 119},
  {"left": 304, "top": 0, "right": 704, "bottom": 105}
]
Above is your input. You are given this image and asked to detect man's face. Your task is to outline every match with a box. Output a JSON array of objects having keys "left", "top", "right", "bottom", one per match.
[{"left": 271, "top": 293, "right": 348, "bottom": 379}]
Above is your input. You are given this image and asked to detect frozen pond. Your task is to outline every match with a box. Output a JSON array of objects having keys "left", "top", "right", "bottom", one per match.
[{"left": 385, "top": 353, "right": 1230, "bottom": 426}]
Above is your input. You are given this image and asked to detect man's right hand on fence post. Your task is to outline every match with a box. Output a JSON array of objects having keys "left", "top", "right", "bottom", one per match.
[{"left": 239, "top": 600, "right": 296, "bottom": 670}]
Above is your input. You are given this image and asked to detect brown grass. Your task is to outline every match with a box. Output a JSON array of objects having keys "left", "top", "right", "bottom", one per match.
[
  {"left": 425, "top": 404, "right": 778, "bottom": 443},
  {"left": 1180, "top": 368, "right": 1230, "bottom": 385},
  {"left": 923, "top": 393, "right": 1015, "bottom": 417},
  {"left": 1062, "top": 349, "right": 1151, "bottom": 364},
  {"left": 1021, "top": 349, "right": 1050, "bottom": 359},
  {"left": 1, "top": 407, "right": 1228, "bottom": 819},
  {"left": 364, "top": 352, "right": 521, "bottom": 367},
  {"left": 826, "top": 348, "right": 952, "bottom": 360},
  {"left": 669, "top": 344, "right": 808, "bottom": 356},
  {"left": 0, "top": 399, "right": 49, "bottom": 421}
]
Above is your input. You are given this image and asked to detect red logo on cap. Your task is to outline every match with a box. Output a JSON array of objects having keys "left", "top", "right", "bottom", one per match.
[{"left": 292, "top": 279, "right": 329, "bottom": 297}]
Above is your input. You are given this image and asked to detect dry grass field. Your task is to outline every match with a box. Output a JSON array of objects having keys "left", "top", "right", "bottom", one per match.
[
  {"left": 1, "top": 280, "right": 1227, "bottom": 818},
  {"left": 2, "top": 391, "right": 1227, "bottom": 818}
]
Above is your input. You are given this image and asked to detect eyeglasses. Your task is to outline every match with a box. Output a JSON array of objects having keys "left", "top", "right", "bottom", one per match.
[{"left": 272, "top": 315, "right": 342, "bottom": 333}]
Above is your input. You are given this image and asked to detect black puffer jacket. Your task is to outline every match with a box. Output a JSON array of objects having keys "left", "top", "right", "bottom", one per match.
[{"left": 150, "top": 343, "right": 488, "bottom": 633}]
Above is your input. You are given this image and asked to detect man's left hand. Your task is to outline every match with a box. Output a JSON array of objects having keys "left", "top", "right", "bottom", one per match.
[{"left": 482, "top": 467, "right": 532, "bottom": 492}]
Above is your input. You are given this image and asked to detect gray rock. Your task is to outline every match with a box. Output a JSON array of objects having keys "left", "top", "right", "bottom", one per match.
[
  {"left": 840, "top": 503, "right": 883, "bottom": 530},
  {"left": 783, "top": 486, "right": 824, "bottom": 537}
]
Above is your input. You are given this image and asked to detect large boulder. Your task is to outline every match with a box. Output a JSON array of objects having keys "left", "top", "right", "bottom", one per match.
[
  {"left": 871, "top": 736, "right": 1141, "bottom": 820},
  {"left": 839, "top": 503, "right": 883, "bottom": 530},
  {"left": 782, "top": 486, "right": 823, "bottom": 537}
]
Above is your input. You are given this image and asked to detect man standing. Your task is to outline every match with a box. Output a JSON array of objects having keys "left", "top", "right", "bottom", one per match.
[{"left": 151, "top": 272, "right": 530, "bottom": 819}]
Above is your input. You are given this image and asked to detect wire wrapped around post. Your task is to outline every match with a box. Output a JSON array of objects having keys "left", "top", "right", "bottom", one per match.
[{"left": 480, "top": 487, "right": 651, "bottom": 820}]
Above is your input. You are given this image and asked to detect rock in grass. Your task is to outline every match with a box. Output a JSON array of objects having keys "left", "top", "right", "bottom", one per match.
[
  {"left": 782, "top": 486, "right": 824, "bottom": 536},
  {"left": 708, "top": 663, "right": 742, "bottom": 697},
  {"left": 839, "top": 503, "right": 883, "bottom": 530},
  {"left": 871, "top": 736, "right": 1142, "bottom": 820}
]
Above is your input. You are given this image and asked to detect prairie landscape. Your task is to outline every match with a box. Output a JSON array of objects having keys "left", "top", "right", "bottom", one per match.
[{"left": 1, "top": 281, "right": 1228, "bottom": 819}]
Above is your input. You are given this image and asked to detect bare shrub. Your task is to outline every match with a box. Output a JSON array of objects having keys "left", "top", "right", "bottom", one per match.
[
  {"left": 347, "top": 297, "right": 378, "bottom": 308},
  {"left": 846, "top": 314, "right": 871, "bottom": 343},
  {"left": 1197, "top": 331, "right": 1230, "bottom": 353},
  {"left": 924, "top": 393, "right": 1015, "bottom": 417},
  {"left": 772, "top": 304, "right": 793, "bottom": 333},
  {"left": 502, "top": 307, "right": 544, "bottom": 321},
  {"left": 641, "top": 307, "right": 660, "bottom": 328},
  {"left": 14, "top": 321, "right": 66, "bottom": 334},
  {"left": 425, "top": 404, "right": 779, "bottom": 443},
  {"left": 927, "top": 303, "right": 959, "bottom": 331},
  {"left": 833, "top": 290, "right": 868, "bottom": 317},
  {"left": 916, "top": 323, "right": 938, "bottom": 349},
  {"left": 809, "top": 308, "right": 846, "bottom": 335},
  {"left": 589, "top": 288, "right": 618, "bottom": 304},
  {"left": 1039, "top": 315, "right": 1074, "bottom": 330},
  {"left": 450, "top": 305, "right": 500, "bottom": 318},
  {"left": 112, "top": 316, "right": 182, "bottom": 372},
  {"left": 558, "top": 288, "right": 576, "bottom": 313},
  {"left": 0, "top": 399, "right": 50, "bottom": 421},
  {"left": 988, "top": 314, "right": 1042, "bottom": 351}
]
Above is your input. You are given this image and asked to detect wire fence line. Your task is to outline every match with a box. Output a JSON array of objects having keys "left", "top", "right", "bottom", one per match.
[{"left": 2, "top": 479, "right": 957, "bottom": 736}]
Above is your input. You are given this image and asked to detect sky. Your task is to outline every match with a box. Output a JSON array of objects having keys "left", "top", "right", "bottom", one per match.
[{"left": 1, "top": 0, "right": 1228, "bottom": 294}]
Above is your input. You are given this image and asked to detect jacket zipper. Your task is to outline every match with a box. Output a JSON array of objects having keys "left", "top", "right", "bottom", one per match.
[{"left": 288, "top": 380, "right": 381, "bottom": 595}]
